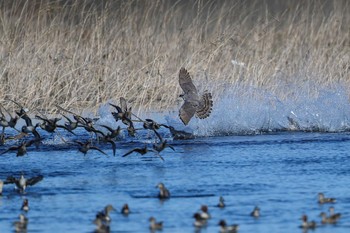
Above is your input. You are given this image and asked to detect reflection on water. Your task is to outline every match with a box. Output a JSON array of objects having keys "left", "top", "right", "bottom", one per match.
[{"left": 1, "top": 132, "right": 350, "bottom": 232}]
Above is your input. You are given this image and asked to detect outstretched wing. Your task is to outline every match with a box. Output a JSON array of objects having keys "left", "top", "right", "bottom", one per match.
[
  {"left": 90, "top": 146, "right": 108, "bottom": 156},
  {"left": 179, "top": 102, "right": 196, "bottom": 125},
  {"left": 179, "top": 68, "right": 198, "bottom": 97},
  {"left": 120, "top": 97, "right": 128, "bottom": 113},
  {"left": 26, "top": 175, "right": 44, "bottom": 186}
]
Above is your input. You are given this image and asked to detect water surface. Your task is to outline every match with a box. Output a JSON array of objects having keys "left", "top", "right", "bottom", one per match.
[{"left": 1, "top": 131, "right": 350, "bottom": 233}]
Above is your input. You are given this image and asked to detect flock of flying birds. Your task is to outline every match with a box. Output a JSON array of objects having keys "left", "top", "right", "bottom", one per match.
[
  {"left": 0, "top": 68, "right": 215, "bottom": 232},
  {"left": 0, "top": 68, "right": 213, "bottom": 159}
]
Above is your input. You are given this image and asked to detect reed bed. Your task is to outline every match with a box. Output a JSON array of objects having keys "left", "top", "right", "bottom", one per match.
[{"left": 0, "top": 0, "right": 349, "bottom": 114}]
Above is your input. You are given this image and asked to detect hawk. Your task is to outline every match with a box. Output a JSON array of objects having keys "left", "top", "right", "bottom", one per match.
[{"left": 178, "top": 68, "right": 213, "bottom": 125}]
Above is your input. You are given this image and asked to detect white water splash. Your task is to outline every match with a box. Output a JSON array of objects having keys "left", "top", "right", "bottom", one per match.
[{"left": 96, "top": 83, "right": 350, "bottom": 137}]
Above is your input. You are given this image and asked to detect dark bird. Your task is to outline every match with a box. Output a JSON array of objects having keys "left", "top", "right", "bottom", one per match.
[
  {"left": 60, "top": 113, "right": 79, "bottom": 132},
  {"left": 93, "top": 217, "right": 110, "bottom": 233},
  {"left": 9, "top": 101, "right": 41, "bottom": 140},
  {"left": 168, "top": 126, "right": 194, "bottom": 140},
  {"left": 199, "top": 205, "right": 211, "bottom": 219},
  {"left": 318, "top": 193, "right": 336, "bottom": 204},
  {"left": 4, "top": 174, "right": 43, "bottom": 193},
  {"left": 122, "top": 146, "right": 154, "bottom": 157},
  {"left": 178, "top": 68, "right": 213, "bottom": 125},
  {"left": 156, "top": 183, "right": 170, "bottom": 199},
  {"left": 121, "top": 204, "right": 130, "bottom": 215},
  {"left": 96, "top": 204, "right": 115, "bottom": 224},
  {"left": 0, "top": 139, "right": 41, "bottom": 156},
  {"left": 56, "top": 104, "right": 102, "bottom": 136},
  {"left": 218, "top": 220, "right": 239, "bottom": 233},
  {"left": 109, "top": 97, "right": 133, "bottom": 125},
  {"left": 142, "top": 119, "right": 169, "bottom": 130},
  {"left": 299, "top": 215, "right": 317, "bottom": 229},
  {"left": 9, "top": 99, "right": 34, "bottom": 129},
  {"left": 149, "top": 217, "right": 163, "bottom": 231},
  {"left": 152, "top": 130, "right": 175, "bottom": 160},
  {"left": 193, "top": 213, "right": 207, "bottom": 228},
  {"left": 0, "top": 103, "right": 19, "bottom": 132},
  {"left": 73, "top": 140, "right": 108, "bottom": 156},
  {"left": 328, "top": 206, "right": 341, "bottom": 220},
  {"left": 99, "top": 125, "right": 121, "bottom": 139},
  {"left": 13, "top": 213, "right": 28, "bottom": 232},
  {"left": 217, "top": 196, "right": 225, "bottom": 208},
  {"left": 9, "top": 101, "right": 42, "bottom": 140},
  {"left": 97, "top": 125, "right": 122, "bottom": 156},
  {"left": 320, "top": 212, "right": 338, "bottom": 224},
  {"left": 250, "top": 206, "right": 260, "bottom": 218},
  {"left": 21, "top": 199, "right": 29, "bottom": 212},
  {"left": 0, "top": 133, "right": 27, "bottom": 146},
  {"left": 36, "top": 114, "right": 75, "bottom": 135}
]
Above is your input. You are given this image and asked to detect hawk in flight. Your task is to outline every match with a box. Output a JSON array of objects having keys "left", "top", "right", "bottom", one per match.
[{"left": 178, "top": 68, "right": 213, "bottom": 125}]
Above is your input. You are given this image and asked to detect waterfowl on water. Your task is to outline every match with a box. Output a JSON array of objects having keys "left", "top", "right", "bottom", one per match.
[
  {"left": 250, "top": 206, "right": 260, "bottom": 218},
  {"left": 4, "top": 174, "right": 43, "bottom": 193},
  {"left": 121, "top": 204, "right": 130, "bottom": 215},
  {"left": 318, "top": 193, "right": 336, "bottom": 204},
  {"left": 96, "top": 204, "right": 116, "bottom": 224},
  {"left": 13, "top": 213, "right": 28, "bottom": 232},
  {"left": 218, "top": 220, "right": 239, "bottom": 233},
  {"left": 149, "top": 217, "right": 163, "bottom": 231},
  {"left": 156, "top": 183, "right": 170, "bottom": 199},
  {"left": 21, "top": 199, "right": 29, "bottom": 212},
  {"left": 320, "top": 212, "right": 338, "bottom": 224},
  {"left": 178, "top": 67, "right": 213, "bottom": 125},
  {"left": 328, "top": 206, "right": 341, "bottom": 220},
  {"left": 199, "top": 205, "right": 211, "bottom": 220},
  {"left": 299, "top": 215, "right": 317, "bottom": 229},
  {"left": 217, "top": 196, "right": 225, "bottom": 208},
  {"left": 193, "top": 213, "right": 207, "bottom": 228},
  {"left": 93, "top": 217, "right": 110, "bottom": 233}
]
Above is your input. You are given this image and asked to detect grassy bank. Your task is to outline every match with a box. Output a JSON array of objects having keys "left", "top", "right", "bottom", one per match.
[{"left": 0, "top": 0, "right": 349, "bottom": 114}]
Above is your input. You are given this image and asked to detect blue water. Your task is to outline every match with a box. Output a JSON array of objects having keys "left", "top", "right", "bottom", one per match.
[
  {"left": 1, "top": 130, "right": 350, "bottom": 233},
  {"left": 1, "top": 86, "right": 350, "bottom": 232}
]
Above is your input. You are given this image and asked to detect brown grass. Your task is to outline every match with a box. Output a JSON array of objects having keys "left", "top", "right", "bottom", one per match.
[{"left": 0, "top": 0, "right": 349, "bottom": 114}]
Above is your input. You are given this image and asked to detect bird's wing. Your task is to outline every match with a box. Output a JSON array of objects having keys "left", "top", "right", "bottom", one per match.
[
  {"left": 0, "top": 145, "right": 20, "bottom": 155},
  {"left": 120, "top": 97, "right": 128, "bottom": 113},
  {"left": 109, "top": 103, "right": 123, "bottom": 113},
  {"left": 26, "top": 138, "right": 42, "bottom": 147},
  {"left": 167, "top": 144, "right": 175, "bottom": 151},
  {"left": 179, "top": 102, "right": 196, "bottom": 125},
  {"left": 4, "top": 175, "right": 17, "bottom": 184},
  {"left": 179, "top": 68, "right": 198, "bottom": 96},
  {"left": 26, "top": 175, "right": 44, "bottom": 186},
  {"left": 106, "top": 139, "right": 116, "bottom": 156},
  {"left": 90, "top": 146, "right": 108, "bottom": 156},
  {"left": 100, "top": 124, "right": 113, "bottom": 133},
  {"left": 122, "top": 148, "right": 137, "bottom": 157}
]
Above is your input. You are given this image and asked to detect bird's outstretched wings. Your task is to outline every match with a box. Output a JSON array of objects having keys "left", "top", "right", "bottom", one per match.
[{"left": 179, "top": 68, "right": 198, "bottom": 97}]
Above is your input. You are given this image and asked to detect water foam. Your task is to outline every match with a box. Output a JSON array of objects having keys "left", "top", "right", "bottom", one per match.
[{"left": 97, "top": 83, "right": 350, "bottom": 137}]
